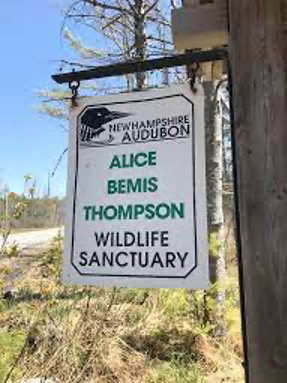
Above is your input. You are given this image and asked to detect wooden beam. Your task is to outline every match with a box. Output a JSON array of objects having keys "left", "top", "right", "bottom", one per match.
[
  {"left": 172, "top": 2, "right": 228, "bottom": 50},
  {"left": 229, "top": 1, "right": 287, "bottom": 382}
]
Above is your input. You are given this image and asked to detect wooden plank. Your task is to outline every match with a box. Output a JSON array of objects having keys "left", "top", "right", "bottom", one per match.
[
  {"left": 172, "top": 4, "right": 228, "bottom": 50},
  {"left": 229, "top": 1, "right": 287, "bottom": 382}
]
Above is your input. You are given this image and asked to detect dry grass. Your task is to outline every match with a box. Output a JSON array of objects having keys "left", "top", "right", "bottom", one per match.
[{"left": 0, "top": 236, "right": 244, "bottom": 383}]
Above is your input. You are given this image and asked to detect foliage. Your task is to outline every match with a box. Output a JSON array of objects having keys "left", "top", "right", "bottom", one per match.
[
  {"left": 0, "top": 176, "right": 64, "bottom": 257},
  {"left": 209, "top": 233, "right": 220, "bottom": 260},
  {"left": 0, "top": 192, "right": 27, "bottom": 255},
  {"left": 40, "top": 233, "right": 63, "bottom": 281},
  {"left": 2, "top": 243, "right": 20, "bottom": 258}
]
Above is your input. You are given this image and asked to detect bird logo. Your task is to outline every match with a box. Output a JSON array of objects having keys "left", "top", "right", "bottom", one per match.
[{"left": 80, "top": 107, "right": 130, "bottom": 144}]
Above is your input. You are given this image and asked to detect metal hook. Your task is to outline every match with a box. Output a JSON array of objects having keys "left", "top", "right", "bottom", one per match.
[{"left": 69, "top": 80, "right": 80, "bottom": 107}]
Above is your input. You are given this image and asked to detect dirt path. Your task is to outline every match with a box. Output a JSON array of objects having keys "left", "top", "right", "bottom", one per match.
[{"left": 6, "top": 227, "right": 63, "bottom": 250}]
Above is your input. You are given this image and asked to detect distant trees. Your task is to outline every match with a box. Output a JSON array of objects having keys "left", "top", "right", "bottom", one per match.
[
  {"left": 0, "top": 195, "right": 64, "bottom": 230},
  {"left": 0, "top": 178, "right": 65, "bottom": 235}
]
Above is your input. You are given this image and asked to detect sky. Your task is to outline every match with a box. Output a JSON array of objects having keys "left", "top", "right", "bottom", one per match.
[{"left": 0, "top": 0, "right": 73, "bottom": 197}]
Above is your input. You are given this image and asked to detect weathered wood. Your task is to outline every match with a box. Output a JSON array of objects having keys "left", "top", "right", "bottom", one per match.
[
  {"left": 229, "top": 1, "right": 287, "bottom": 382},
  {"left": 172, "top": 1, "right": 228, "bottom": 50}
]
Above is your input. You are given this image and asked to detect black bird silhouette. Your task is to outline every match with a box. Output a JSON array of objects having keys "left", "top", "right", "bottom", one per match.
[{"left": 80, "top": 107, "right": 130, "bottom": 142}]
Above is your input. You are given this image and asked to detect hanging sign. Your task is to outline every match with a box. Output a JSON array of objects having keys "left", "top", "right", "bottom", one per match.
[{"left": 63, "top": 84, "right": 208, "bottom": 288}]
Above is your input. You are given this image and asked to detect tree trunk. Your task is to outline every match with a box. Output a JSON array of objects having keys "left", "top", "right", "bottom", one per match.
[
  {"left": 204, "top": 81, "right": 225, "bottom": 330},
  {"left": 134, "top": 0, "right": 146, "bottom": 89},
  {"left": 229, "top": 1, "right": 287, "bottom": 381},
  {"left": 184, "top": 2, "right": 225, "bottom": 327}
]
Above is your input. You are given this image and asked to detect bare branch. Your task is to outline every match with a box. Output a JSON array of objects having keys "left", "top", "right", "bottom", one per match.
[
  {"left": 51, "top": 148, "right": 68, "bottom": 178},
  {"left": 59, "top": 59, "right": 97, "bottom": 69},
  {"left": 146, "top": 15, "right": 170, "bottom": 26},
  {"left": 146, "top": 35, "right": 173, "bottom": 45},
  {"left": 65, "top": 14, "right": 98, "bottom": 18},
  {"left": 101, "top": 14, "right": 122, "bottom": 29},
  {"left": 143, "top": 0, "right": 160, "bottom": 16},
  {"left": 83, "top": 0, "right": 133, "bottom": 16},
  {"left": 124, "top": 0, "right": 137, "bottom": 14},
  {"left": 100, "top": 14, "right": 134, "bottom": 34}
]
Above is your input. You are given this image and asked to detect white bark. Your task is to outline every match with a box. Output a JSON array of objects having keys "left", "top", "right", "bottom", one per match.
[{"left": 203, "top": 81, "right": 225, "bottom": 303}]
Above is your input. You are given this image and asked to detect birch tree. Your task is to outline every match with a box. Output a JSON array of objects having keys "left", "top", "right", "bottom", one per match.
[
  {"left": 184, "top": 0, "right": 226, "bottom": 327},
  {"left": 204, "top": 80, "right": 225, "bottom": 326}
]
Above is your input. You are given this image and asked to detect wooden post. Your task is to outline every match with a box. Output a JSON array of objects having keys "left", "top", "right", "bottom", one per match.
[{"left": 229, "top": 1, "right": 287, "bottom": 382}]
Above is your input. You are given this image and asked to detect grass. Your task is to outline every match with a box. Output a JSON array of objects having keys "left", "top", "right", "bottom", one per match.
[
  {"left": 0, "top": 330, "right": 25, "bottom": 382},
  {"left": 0, "top": 236, "right": 244, "bottom": 383},
  {"left": 149, "top": 359, "right": 204, "bottom": 383}
]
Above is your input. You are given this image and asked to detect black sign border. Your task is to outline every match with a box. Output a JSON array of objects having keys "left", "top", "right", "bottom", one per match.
[{"left": 70, "top": 93, "right": 198, "bottom": 279}]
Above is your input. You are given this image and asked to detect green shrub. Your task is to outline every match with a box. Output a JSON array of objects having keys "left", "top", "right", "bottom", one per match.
[{"left": 153, "top": 358, "right": 203, "bottom": 383}]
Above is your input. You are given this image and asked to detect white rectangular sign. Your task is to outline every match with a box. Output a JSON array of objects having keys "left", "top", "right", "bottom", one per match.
[{"left": 63, "top": 84, "right": 209, "bottom": 288}]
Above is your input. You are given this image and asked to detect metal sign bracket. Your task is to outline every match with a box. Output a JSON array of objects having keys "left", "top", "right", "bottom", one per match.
[{"left": 52, "top": 48, "right": 228, "bottom": 85}]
